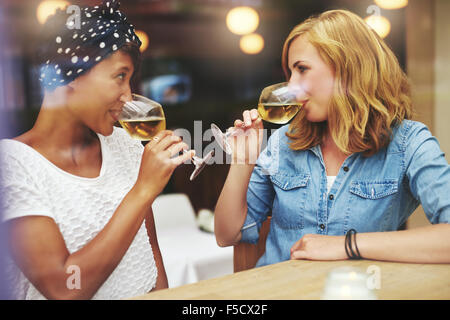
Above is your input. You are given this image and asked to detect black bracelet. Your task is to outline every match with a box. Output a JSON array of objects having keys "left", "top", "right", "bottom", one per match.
[
  {"left": 345, "top": 229, "right": 354, "bottom": 259},
  {"left": 345, "top": 229, "right": 353, "bottom": 259},
  {"left": 345, "top": 229, "right": 361, "bottom": 259},
  {"left": 353, "top": 231, "right": 362, "bottom": 259}
]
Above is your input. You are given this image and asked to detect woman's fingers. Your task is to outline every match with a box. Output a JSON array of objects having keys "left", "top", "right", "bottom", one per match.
[
  {"left": 234, "top": 119, "right": 244, "bottom": 127},
  {"left": 290, "top": 237, "right": 306, "bottom": 260},
  {"left": 172, "top": 149, "right": 195, "bottom": 166},
  {"left": 153, "top": 134, "right": 182, "bottom": 152},
  {"left": 290, "top": 238, "right": 303, "bottom": 254},
  {"left": 243, "top": 110, "right": 252, "bottom": 127},
  {"left": 291, "top": 249, "right": 307, "bottom": 260},
  {"left": 234, "top": 109, "right": 260, "bottom": 130},
  {"left": 146, "top": 130, "right": 173, "bottom": 149},
  {"left": 250, "top": 108, "right": 259, "bottom": 120},
  {"left": 166, "top": 141, "right": 189, "bottom": 158},
  {"left": 243, "top": 109, "right": 261, "bottom": 128},
  {"left": 254, "top": 117, "right": 263, "bottom": 130}
]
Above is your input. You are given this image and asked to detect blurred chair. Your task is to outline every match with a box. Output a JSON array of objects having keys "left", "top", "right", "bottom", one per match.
[
  {"left": 152, "top": 193, "right": 233, "bottom": 288},
  {"left": 233, "top": 217, "right": 271, "bottom": 273}
]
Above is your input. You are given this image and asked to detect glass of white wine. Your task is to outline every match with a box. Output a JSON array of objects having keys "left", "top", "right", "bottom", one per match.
[
  {"left": 119, "top": 93, "right": 213, "bottom": 181},
  {"left": 211, "top": 82, "right": 303, "bottom": 154}
]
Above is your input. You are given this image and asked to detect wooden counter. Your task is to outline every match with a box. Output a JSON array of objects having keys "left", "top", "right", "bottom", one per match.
[{"left": 130, "top": 259, "right": 450, "bottom": 300}]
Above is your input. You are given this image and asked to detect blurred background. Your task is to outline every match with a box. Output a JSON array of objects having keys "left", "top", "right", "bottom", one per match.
[{"left": 0, "top": 0, "right": 448, "bottom": 235}]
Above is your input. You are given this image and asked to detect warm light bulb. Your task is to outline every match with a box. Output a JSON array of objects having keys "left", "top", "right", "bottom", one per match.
[
  {"left": 37, "top": 0, "right": 70, "bottom": 24},
  {"left": 226, "top": 6, "right": 259, "bottom": 35},
  {"left": 374, "top": 0, "right": 408, "bottom": 10},
  {"left": 365, "top": 15, "right": 391, "bottom": 38},
  {"left": 239, "top": 33, "right": 264, "bottom": 55},
  {"left": 135, "top": 30, "right": 149, "bottom": 52}
]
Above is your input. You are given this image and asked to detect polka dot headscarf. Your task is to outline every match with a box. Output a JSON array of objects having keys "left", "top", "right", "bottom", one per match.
[{"left": 38, "top": 0, "right": 141, "bottom": 90}]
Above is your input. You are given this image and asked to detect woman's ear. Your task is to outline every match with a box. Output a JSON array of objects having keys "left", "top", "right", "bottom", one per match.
[
  {"left": 66, "top": 77, "right": 79, "bottom": 92},
  {"left": 66, "top": 66, "right": 94, "bottom": 93},
  {"left": 64, "top": 80, "right": 81, "bottom": 108},
  {"left": 65, "top": 78, "right": 84, "bottom": 104}
]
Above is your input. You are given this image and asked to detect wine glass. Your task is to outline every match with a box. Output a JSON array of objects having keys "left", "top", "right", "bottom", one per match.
[
  {"left": 119, "top": 93, "right": 212, "bottom": 181},
  {"left": 119, "top": 93, "right": 166, "bottom": 141},
  {"left": 211, "top": 82, "right": 303, "bottom": 154}
]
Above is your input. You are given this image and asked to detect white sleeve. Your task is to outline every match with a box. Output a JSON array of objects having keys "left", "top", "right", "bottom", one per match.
[{"left": 0, "top": 143, "right": 53, "bottom": 223}]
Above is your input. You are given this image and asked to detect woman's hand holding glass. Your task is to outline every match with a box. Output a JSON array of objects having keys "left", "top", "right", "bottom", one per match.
[
  {"left": 227, "top": 109, "right": 264, "bottom": 165},
  {"left": 133, "top": 130, "right": 194, "bottom": 199},
  {"left": 211, "top": 82, "right": 302, "bottom": 163}
]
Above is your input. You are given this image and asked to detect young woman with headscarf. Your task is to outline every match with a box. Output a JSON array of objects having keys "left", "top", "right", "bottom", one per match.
[{"left": 0, "top": 0, "right": 194, "bottom": 300}]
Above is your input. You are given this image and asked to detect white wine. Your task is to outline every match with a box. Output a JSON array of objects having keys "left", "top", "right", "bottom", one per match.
[
  {"left": 257, "top": 102, "right": 302, "bottom": 124},
  {"left": 119, "top": 116, "right": 166, "bottom": 141}
]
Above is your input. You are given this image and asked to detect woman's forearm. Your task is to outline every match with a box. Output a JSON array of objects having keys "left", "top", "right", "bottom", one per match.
[
  {"left": 357, "top": 224, "right": 450, "bottom": 263},
  {"left": 214, "top": 164, "right": 254, "bottom": 247}
]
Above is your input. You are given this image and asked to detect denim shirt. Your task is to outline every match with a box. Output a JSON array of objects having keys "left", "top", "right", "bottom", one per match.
[{"left": 241, "top": 120, "right": 450, "bottom": 267}]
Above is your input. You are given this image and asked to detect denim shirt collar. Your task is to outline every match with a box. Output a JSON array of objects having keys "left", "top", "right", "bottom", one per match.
[
  {"left": 308, "top": 144, "right": 322, "bottom": 159},
  {"left": 309, "top": 143, "right": 361, "bottom": 161}
]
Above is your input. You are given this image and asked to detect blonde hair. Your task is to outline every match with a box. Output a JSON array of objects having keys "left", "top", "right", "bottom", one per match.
[{"left": 282, "top": 10, "right": 413, "bottom": 156}]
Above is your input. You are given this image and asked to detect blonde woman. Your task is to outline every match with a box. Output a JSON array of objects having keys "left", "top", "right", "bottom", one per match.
[{"left": 214, "top": 10, "right": 450, "bottom": 266}]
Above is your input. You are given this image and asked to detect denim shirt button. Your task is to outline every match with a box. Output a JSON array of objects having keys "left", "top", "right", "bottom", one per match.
[
  {"left": 329, "top": 194, "right": 334, "bottom": 200},
  {"left": 343, "top": 166, "right": 349, "bottom": 172},
  {"left": 319, "top": 224, "right": 325, "bottom": 230}
]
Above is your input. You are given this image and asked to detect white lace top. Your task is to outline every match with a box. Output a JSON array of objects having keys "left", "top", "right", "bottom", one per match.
[{"left": 0, "top": 127, "right": 157, "bottom": 300}]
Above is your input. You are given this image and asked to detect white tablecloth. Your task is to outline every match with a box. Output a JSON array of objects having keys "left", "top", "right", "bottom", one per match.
[
  {"left": 152, "top": 194, "right": 233, "bottom": 288},
  {"left": 158, "top": 227, "right": 233, "bottom": 288}
]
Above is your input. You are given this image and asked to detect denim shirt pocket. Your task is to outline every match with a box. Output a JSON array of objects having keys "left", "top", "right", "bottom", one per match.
[
  {"left": 349, "top": 179, "right": 398, "bottom": 199},
  {"left": 345, "top": 179, "right": 399, "bottom": 232},
  {"left": 270, "top": 173, "right": 310, "bottom": 229}
]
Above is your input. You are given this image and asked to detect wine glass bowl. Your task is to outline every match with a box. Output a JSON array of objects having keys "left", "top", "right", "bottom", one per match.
[
  {"left": 119, "top": 94, "right": 166, "bottom": 141},
  {"left": 257, "top": 82, "right": 302, "bottom": 124},
  {"left": 119, "top": 93, "right": 211, "bottom": 181},
  {"left": 211, "top": 123, "right": 233, "bottom": 155}
]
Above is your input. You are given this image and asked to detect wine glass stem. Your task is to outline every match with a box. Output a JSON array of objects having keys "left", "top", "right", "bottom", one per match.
[{"left": 225, "top": 128, "right": 240, "bottom": 138}]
